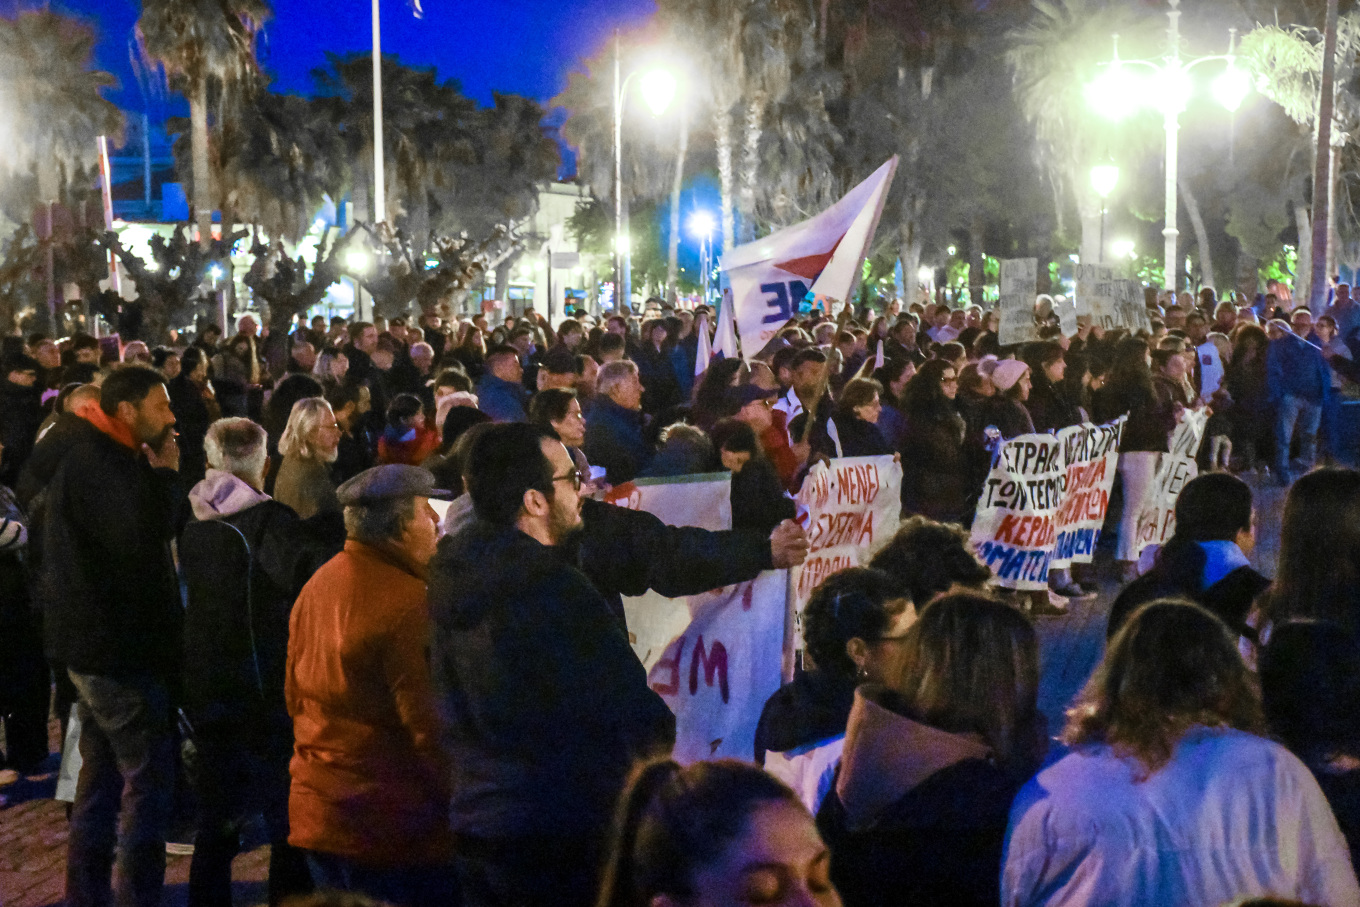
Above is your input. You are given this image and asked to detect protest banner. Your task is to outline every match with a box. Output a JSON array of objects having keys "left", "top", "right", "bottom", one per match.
[
  {"left": 1049, "top": 418, "right": 1125, "bottom": 569},
  {"left": 1116, "top": 278, "right": 1153, "bottom": 333},
  {"left": 1053, "top": 294, "right": 1079, "bottom": 337},
  {"left": 791, "top": 455, "right": 903, "bottom": 646},
  {"left": 607, "top": 474, "right": 789, "bottom": 763},
  {"left": 998, "top": 258, "right": 1040, "bottom": 346},
  {"left": 721, "top": 158, "right": 897, "bottom": 357},
  {"left": 971, "top": 420, "right": 1125, "bottom": 590},
  {"left": 1135, "top": 408, "right": 1209, "bottom": 557}
]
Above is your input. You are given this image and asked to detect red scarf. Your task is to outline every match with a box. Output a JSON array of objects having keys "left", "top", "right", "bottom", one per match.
[{"left": 72, "top": 398, "right": 138, "bottom": 451}]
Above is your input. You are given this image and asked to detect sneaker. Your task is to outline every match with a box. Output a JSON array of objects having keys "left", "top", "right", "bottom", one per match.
[{"left": 1051, "top": 578, "right": 1094, "bottom": 598}]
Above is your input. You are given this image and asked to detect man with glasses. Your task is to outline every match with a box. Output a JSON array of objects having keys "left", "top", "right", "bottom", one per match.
[{"left": 429, "top": 423, "right": 675, "bottom": 907}]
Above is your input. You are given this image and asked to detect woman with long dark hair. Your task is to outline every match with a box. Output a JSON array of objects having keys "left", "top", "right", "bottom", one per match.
[
  {"left": 897, "top": 359, "right": 971, "bottom": 524},
  {"left": 1023, "top": 342, "right": 1081, "bottom": 434},
  {"left": 1093, "top": 336, "right": 1178, "bottom": 579},
  {"left": 870, "top": 359, "right": 915, "bottom": 447},
  {"left": 818, "top": 593, "right": 1041, "bottom": 907},
  {"left": 1226, "top": 323, "right": 1272, "bottom": 472},
  {"left": 689, "top": 357, "right": 748, "bottom": 431}
]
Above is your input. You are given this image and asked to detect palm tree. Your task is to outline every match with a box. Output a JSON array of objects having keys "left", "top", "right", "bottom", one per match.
[
  {"left": 0, "top": 9, "right": 124, "bottom": 330},
  {"left": 137, "top": 0, "right": 270, "bottom": 250}
]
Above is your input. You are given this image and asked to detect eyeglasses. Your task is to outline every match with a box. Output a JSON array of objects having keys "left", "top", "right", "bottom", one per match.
[{"left": 551, "top": 468, "right": 584, "bottom": 491}]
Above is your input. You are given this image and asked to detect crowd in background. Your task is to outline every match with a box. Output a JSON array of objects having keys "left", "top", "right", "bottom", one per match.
[{"left": 1, "top": 277, "right": 1360, "bottom": 907}]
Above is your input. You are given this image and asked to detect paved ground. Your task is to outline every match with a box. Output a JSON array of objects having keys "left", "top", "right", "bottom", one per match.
[{"left": 0, "top": 471, "right": 1290, "bottom": 907}]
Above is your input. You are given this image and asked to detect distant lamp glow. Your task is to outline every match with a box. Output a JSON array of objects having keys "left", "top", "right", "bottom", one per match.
[
  {"left": 1111, "top": 239, "right": 1136, "bottom": 260},
  {"left": 1212, "top": 63, "right": 1251, "bottom": 112},
  {"left": 1090, "top": 163, "right": 1120, "bottom": 199},
  {"left": 208, "top": 264, "right": 224, "bottom": 281},
  {"left": 1155, "top": 65, "right": 1193, "bottom": 115},
  {"left": 639, "top": 68, "right": 678, "bottom": 117},
  {"left": 314, "top": 218, "right": 326, "bottom": 231},
  {"left": 917, "top": 266, "right": 934, "bottom": 285},
  {"left": 947, "top": 245, "right": 957, "bottom": 256},
  {"left": 1086, "top": 59, "right": 1145, "bottom": 120},
  {"left": 346, "top": 250, "right": 371, "bottom": 273},
  {"left": 615, "top": 234, "right": 631, "bottom": 256},
  {"left": 145, "top": 261, "right": 159, "bottom": 273},
  {"left": 687, "top": 210, "right": 716, "bottom": 240}
]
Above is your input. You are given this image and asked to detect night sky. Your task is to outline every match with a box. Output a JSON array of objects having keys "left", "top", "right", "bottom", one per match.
[{"left": 28, "top": 0, "right": 656, "bottom": 112}]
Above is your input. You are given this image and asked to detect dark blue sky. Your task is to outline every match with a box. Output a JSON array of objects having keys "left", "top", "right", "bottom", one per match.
[{"left": 33, "top": 0, "right": 655, "bottom": 112}]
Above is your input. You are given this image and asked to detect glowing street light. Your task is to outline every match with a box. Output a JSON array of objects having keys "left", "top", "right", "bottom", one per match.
[
  {"left": 614, "top": 32, "right": 681, "bottom": 311},
  {"left": 688, "top": 210, "right": 717, "bottom": 303},
  {"left": 346, "top": 249, "right": 371, "bottom": 273},
  {"left": 1088, "top": 1, "right": 1248, "bottom": 287},
  {"left": 1111, "top": 239, "right": 1137, "bottom": 261},
  {"left": 209, "top": 264, "right": 224, "bottom": 282}
]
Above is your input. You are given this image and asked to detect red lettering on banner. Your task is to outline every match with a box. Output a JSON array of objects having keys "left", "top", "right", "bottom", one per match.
[
  {"left": 833, "top": 464, "right": 881, "bottom": 507},
  {"left": 689, "top": 636, "right": 730, "bottom": 703},
  {"left": 995, "top": 513, "right": 1019, "bottom": 543},
  {"left": 650, "top": 638, "right": 686, "bottom": 696}
]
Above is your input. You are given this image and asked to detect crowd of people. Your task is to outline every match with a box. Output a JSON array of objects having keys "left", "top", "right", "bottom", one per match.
[{"left": 0, "top": 279, "right": 1359, "bottom": 907}]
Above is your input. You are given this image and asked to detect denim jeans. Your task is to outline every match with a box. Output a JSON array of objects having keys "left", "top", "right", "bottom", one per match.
[
  {"left": 304, "top": 852, "right": 459, "bottom": 907},
  {"left": 66, "top": 671, "right": 176, "bottom": 907},
  {"left": 1274, "top": 394, "right": 1323, "bottom": 480}
]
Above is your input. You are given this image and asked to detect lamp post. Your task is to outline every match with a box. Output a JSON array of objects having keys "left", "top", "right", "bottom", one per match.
[
  {"left": 1087, "top": 0, "right": 1249, "bottom": 289},
  {"left": 613, "top": 31, "right": 677, "bottom": 313},
  {"left": 1090, "top": 163, "right": 1120, "bottom": 261},
  {"left": 688, "top": 210, "right": 716, "bottom": 305}
]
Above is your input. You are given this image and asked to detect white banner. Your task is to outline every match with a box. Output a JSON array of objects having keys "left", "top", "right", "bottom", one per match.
[
  {"left": 998, "top": 258, "right": 1039, "bottom": 346},
  {"left": 792, "top": 455, "right": 903, "bottom": 645},
  {"left": 1135, "top": 409, "right": 1208, "bottom": 556},
  {"left": 722, "top": 158, "right": 897, "bottom": 358},
  {"left": 971, "top": 420, "right": 1124, "bottom": 590},
  {"left": 607, "top": 474, "right": 789, "bottom": 763}
]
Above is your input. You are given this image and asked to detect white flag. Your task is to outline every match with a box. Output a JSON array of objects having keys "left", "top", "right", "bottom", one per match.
[
  {"left": 720, "top": 158, "right": 898, "bottom": 360},
  {"left": 694, "top": 313, "right": 712, "bottom": 377},
  {"left": 714, "top": 289, "right": 740, "bottom": 360},
  {"left": 874, "top": 339, "right": 885, "bottom": 370}
]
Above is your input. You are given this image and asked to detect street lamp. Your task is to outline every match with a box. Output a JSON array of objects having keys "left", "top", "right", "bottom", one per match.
[
  {"left": 1088, "top": 0, "right": 1248, "bottom": 289},
  {"left": 614, "top": 32, "right": 677, "bottom": 313},
  {"left": 1090, "top": 163, "right": 1119, "bottom": 261},
  {"left": 688, "top": 210, "right": 716, "bottom": 304}
]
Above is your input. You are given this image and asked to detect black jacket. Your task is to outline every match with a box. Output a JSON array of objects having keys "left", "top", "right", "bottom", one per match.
[
  {"left": 754, "top": 668, "right": 857, "bottom": 764},
  {"left": 813, "top": 414, "right": 893, "bottom": 460},
  {"left": 574, "top": 497, "right": 775, "bottom": 628},
  {"left": 898, "top": 404, "right": 972, "bottom": 524},
  {"left": 38, "top": 429, "right": 184, "bottom": 678},
  {"left": 1107, "top": 540, "right": 1270, "bottom": 641},
  {"left": 179, "top": 500, "right": 343, "bottom": 728},
  {"left": 0, "top": 378, "right": 44, "bottom": 487},
  {"left": 167, "top": 373, "right": 215, "bottom": 487},
  {"left": 730, "top": 458, "right": 798, "bottom": 535},
  {"left": 429, "top": 520, "right": 676, "bottom": 838}
]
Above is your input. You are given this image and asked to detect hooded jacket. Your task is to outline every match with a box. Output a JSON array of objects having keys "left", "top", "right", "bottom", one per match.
[
  {"left": 180, "top": 470, "right": 343, "bottom": 727},
  {"left": 817, "top": 686, "right": 1019, "bottom": 907},
  {"left": 755, "top": 668, "right": 857, "bottom": 814},
  {"left": 428, "top": 519, "right": 675, "bottom": 839}
]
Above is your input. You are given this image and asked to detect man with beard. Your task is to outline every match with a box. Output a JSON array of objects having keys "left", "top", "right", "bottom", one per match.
[
  {"left": 428, "top": 424, "right": 674, "bottom": 907},
  {"left": 37, "top": 365, "right": 184, "bottom": 907}
]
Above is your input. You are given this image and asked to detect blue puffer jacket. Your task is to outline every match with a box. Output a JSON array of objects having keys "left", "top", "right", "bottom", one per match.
[
  {"left": 476, "top": 374, "right": 528, "bottom": 423},
  {"left": 1266, "top": 332, "right": 1331, "bottom": 403}
]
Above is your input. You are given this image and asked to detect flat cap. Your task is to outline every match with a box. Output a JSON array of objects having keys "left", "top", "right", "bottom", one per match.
[{"left": 336, "top": 464, "right": 446, "bottom": 506}]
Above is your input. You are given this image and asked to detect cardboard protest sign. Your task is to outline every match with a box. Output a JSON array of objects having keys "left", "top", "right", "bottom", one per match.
[
  {"left": 1075, "top": 263, "right": 1118, "bottom": 329},
  {"left": 608, "top": 473, "right": 790, "bottom": 763},
  {"left": 792, "top": 455, "right": 904, "bottom": 641},
  {"left": 971, "top": 420, "right": 1126, "bottom": 590},
  {"left": 998, "top": 258, "right": 1040, "bottom": 346},
  {"left": 1049, "top": 418, "right": 1125, "bottom": 569},
  {"left": 1054, "top": 294, "right": 1079, "bottom": 338},
  {"left": 1135, "top": 409, "right": 1209, "bottom": 556},
  {"left": 1116, "top": 279, "right": 1153, "bottom": 333}
]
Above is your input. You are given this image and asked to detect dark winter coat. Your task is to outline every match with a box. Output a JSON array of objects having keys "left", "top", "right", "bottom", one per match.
[
  {"left": 180, "top": 486, "right": 343, "bottom": 729},
  {"left": 584, "top": 395, "right": 653, "bottom": 485},
  {"left": 429, "top": 520, "right": 676, "bottom": 839},
  {"left": 0, "top": 378, "right": 43, "bottom": 487},
  {"left": 813, "top": 414, "right": 894, "bottom": 460},
  {"left": 730, "top": 457, "right": 798, "bottom": 535},
  {"left": 817, "top": 686, "right": 1019, "bottom": 907},
  {"left": 897, "top": 404, "right": 972, "bottom": 523},
  {"left": 1094, "top": 379, "right": 1177, "bottom": 452},
  {"left": 1026, "top": 377, "right": 1082, "bottom": 434},
  {"left": 985, "top": 395, "right": 1035, "bottom": 440},
  {"left": 755, "top": 668, "right": 857, "bottom": 764},
  {"left": 167, "top": 373, "right": 216, "bottom": 487},
  {"left": 1107, "top": 540, "right": 1270, "bottom": 641},
  {"left": 38, "top": 427, "right": 184, "bottom": 679}
]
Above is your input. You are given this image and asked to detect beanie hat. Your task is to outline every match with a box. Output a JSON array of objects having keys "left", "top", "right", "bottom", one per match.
[
  {"left": 976, "top": 354, "right": 1000, "bottom": 378},
  {"left": 991, "top": 359, "right": 1029, "bottom": 392}
]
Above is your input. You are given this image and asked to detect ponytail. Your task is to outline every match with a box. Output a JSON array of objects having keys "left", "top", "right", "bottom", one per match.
[{"left": 596, "top": 759, "right": 682, "bottom": 907}]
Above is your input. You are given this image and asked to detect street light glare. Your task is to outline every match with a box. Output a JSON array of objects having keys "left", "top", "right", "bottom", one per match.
[
  {"left": 1090, "top": 164, "right": 1120, "bottom": 199},
  {"left": 1111, "top": 239, "right": 1137, "bottom": 260},
  {"left": 1213, "top": 64, "right": 1251, "bottom": 112},
  {"left": 209, "top": 264, "right": 224, "bottom": 281},
  {"left": 346, "top": 250, "right": 371, "bottom": 273},
  {"left": 639, "top": 68, "right": 678, "bottom": 117},
  {"left": 1155, "top": 66, "right": 1193, "bottom": 115},
  {"left": 687, "top": 210, "right": 716, "bottom": 240},
  {"left": 1086, "top": 62, "right": 1144, "bottom": 120},
  {"left": 615, "top": 234, "right": 631, "bottom": 256}
]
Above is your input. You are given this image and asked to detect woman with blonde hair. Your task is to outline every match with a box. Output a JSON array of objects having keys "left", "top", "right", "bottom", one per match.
[
  {"left": 1003, "top": 600, "right": 1359, "bottom": 907},
  {"left": 273, "top": 397, "right": 342, "bottom": 520}
]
